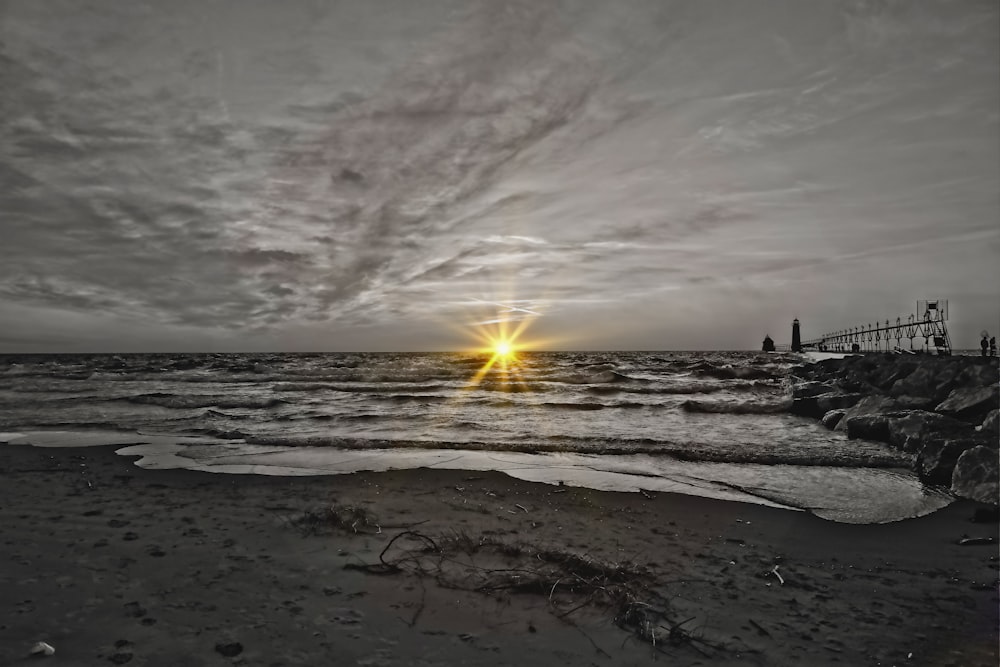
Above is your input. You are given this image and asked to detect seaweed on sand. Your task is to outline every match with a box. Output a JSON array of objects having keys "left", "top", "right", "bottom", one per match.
[
  {"left": 341, "top": 529, "right": 744, "bottom": 658},
  {"left": 290, "top": 504, "right": 382, "bottom": 535}
]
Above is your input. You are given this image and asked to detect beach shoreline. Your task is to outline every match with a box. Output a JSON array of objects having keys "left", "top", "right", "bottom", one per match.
[{"left": 1, "top": 443, "right": 997, "bottom": 666}]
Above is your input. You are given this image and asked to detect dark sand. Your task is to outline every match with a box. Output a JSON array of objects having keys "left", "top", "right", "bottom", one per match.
[{"left": 1, "top": 445, "right": 997, "bottom": 666}]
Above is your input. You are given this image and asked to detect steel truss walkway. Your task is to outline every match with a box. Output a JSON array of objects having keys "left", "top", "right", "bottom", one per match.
[{"left": 801, "top": 300, "right": 952, "bottom": 355}]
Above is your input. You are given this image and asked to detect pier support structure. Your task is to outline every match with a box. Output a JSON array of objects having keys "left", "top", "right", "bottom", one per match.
[{"left": 798, "top": 300, "right": 952, "bottom": 355}]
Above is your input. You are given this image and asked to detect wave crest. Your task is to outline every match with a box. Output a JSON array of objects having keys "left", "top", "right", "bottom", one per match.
[{"left": 680, "top": 398, "right": 791, "bottom": 414}]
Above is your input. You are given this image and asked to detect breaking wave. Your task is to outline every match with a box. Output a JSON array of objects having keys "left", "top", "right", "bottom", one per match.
[{"left": 234, "top": 433, "right": 909, "bottom": 468}]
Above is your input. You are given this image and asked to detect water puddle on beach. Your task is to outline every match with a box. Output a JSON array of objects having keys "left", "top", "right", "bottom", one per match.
[{"left": 0, "top": 430, "right": 952, "bottom": 524}]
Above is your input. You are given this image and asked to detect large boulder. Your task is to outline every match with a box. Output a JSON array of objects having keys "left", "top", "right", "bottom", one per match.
[
  {"left": 872, "top": 360, "right": 919, "bottom": 391},
  {"left": 917, "top": 438, "right": 983, "bottom": 486},
  {"left": 845, "top": 414, "right": 892, "bottom": 442},
  {"left": 816, "top": 392, "right": 864, "bottom": 413},
  {"left": 890, "top": 362, "right": 960, "bottom": 403},
  {"left": 954, "top": 362, "right": 1000, "bottom": 390},
  {"left": 951, "top": 446, "right": 999, "bottom": 505},
  {"left": 821, "top": 409, "right": 846, "bottom": 430},
  {"left": 833, "top": 395, "right": 900, "bottom": 432},
  {"left": 935, "top": 385, "right": 999, "bottom": 424},
  {"left": 791, "top": 391, "right": 865, "bottom": 419},
  {"left": 886, "top": 411, "right": 976, "bottom": 453}
]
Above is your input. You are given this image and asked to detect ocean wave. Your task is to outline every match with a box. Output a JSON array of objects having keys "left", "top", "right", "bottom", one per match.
[
  {"left": 540, "top": 402, "right": 607, "bottom": 411},
  {"left": 384, "top": 394, "right": 451, "bottom": 402},
  {"left": 75, "top": 371, "right": 466, "bottom": 385},
  {"left": 590, "top": 380, "right": 780, "bottom": 396},
  {"left": 0, "top": 382, "right": 97, "bottom": 394},
  {"left": 270, "top": 382, "right": 338, "bottom": 392},
  {"left": 317, "top": 383, "right": 452, "bottom": 394},
  {"left": 538, "top": 400, "right": 651, "bottom": 410},
  {"left": 546, "top": 369, "right": 639, "bottom": 384},
  {"left": 337, "top": 413, "right": 387, "bottom": 421},
  {"left": 121, "top": 393, "right": 288, "bottom": 410},
  {"left": 11, "top": 420, "right": 134, "bottom": 432},
  {"left": 680, "top": 398, "right": 792, "bottom": 414},
  {"left": 687, "top": 361, "right": 782, "bottom": 381},
  {"left": 188, "top": 428, "right": 251, "bottom": 440},
  {"left": 468, "top": 382, "right": 549, "bottom": 393}
]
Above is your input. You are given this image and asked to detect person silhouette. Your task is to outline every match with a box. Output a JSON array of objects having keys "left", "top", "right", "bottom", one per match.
[{"left": 982, "top": 335, "right": 990, "bottom": 357}]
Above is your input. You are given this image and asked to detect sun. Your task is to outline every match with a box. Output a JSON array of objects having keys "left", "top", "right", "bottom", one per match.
[{"left": 494, "top": 340, "right": 513, "bottom": 357}]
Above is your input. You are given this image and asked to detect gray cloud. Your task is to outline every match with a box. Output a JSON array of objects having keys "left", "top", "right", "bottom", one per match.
[{"left": 0, "top": 0, "right": 997, "bottom": 351}]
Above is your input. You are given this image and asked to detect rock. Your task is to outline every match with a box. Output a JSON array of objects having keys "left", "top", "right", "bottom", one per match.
[
  {"left": 123, "top": 602, "right": 146, "bottom": 618},
  {"left": 890, "top": 395, "right": 937, "bottom": 411},
  {"left": 833, "top": 396, "right": 900, "bottom": 432},
  {"left": 917, "top": 438, "right": 983, "bottom": 486},
  {"left": 788, "top": 355, "right": 998, "bottom": 487},
  {"left": 792, "top": 392, "right": 865, "bottom": 420},
  {"left": 872, "top": 360, "right": 919, "bottom": 391},
  {"left": 339, "top": 167, "right": 364, "bottom": 182},
  {"left": 821, "top": 410, "right": 846, "bottom": 430},
  {"left": 792, "top": 381, "right": 837, "bottom": 399},
  {"left": 30, "top": 642, "right": 55, "bottom": 656},
  {"left": 935, "top": 385, "right": 999, "bottom": 423},
  {"left": 890, "top": 362, "right": 960, "bottom": 403},
  {"left": 955, "top": 361, "right": 1000, "bottom": 389},
  {"left": 845, "top": 414, "right": 892, "bottom": 442},
  {"left": 816, "top": 393, "right": 864, "bottom": 414},
  {"left": 837, "top": 376, "right": 879, "bottom": 394},
  {"left": 215, "top": 642, "right": 243, "bottom": 658},
  {"left": 886, "top": 411, "right": 975, "bottom": 453},
  {"left": 978, "top": 409, "right": 1000, "bottom": 433},
  {"left": 950, "top": 446, "right": 999, "bottom": 504}
]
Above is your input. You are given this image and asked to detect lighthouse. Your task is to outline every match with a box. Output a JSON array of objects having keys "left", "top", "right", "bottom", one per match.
[{"left": 792, "top": 318, "right": 802, "bottom": 353}]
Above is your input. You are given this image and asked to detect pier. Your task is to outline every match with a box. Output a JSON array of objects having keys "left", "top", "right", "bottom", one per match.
[{"left": 774, "top": 300, "right": 953, "bottom": 355}]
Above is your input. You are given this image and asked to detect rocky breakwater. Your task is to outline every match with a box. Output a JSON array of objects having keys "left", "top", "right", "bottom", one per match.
[{"left": 791, "top": 354, "right": 999, "bottom": 505}]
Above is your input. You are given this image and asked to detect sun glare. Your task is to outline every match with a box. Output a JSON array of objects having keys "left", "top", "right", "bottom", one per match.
[{"left": 461, "top": 302, "right": 555, "bottom": 388}]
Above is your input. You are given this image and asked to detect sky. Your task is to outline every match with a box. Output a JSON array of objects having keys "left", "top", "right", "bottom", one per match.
[{"left": 1, "top": 0, "right": 997, "bottom": 352}]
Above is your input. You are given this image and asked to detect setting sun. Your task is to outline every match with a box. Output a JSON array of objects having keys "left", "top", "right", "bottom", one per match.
[{"left": 494, "top": 340, "right": 513, "bottom": 357}]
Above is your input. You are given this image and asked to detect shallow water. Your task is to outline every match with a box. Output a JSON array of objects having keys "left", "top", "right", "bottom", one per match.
[{"left": 0, "top": 352, "right": 951, "bottom": 523}]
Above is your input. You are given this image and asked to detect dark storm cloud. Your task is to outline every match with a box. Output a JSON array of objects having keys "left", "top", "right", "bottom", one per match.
[{"left": 0, "top": 0, "right": 997, "bottom": 351}]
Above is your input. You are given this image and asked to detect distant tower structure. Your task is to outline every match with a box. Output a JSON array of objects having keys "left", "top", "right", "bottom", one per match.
[
  {"left": 762, "top": 334, "right": 775, "bottom": 352},
  {"left": 791, "top": 318, "right": 802, "bottom": 352}
]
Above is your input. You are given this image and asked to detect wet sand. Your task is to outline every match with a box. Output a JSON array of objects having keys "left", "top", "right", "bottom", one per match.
[{"left": 1, "top": 444, "right": 997, "bottom": 666}]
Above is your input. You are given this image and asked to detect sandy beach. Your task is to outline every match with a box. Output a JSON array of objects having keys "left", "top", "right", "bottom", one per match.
[{"left": 1, "top": 444, "right": 996, "bottom": 666}]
